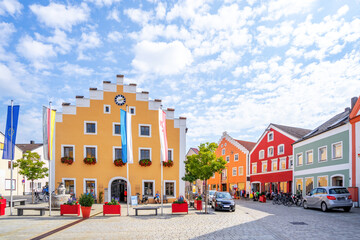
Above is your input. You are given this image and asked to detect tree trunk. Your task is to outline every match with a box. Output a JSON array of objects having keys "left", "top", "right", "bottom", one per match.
[
  {"left": 204, "top": 179, "right": 208, "bottom": 214},
  {"left": 31, "top": 180, "right": 34, "bottom": 204}
]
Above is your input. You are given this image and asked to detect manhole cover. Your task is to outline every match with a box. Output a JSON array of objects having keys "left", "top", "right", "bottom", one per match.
[{"left": 290, "top": 222, "right": 307, "bottom": 225}]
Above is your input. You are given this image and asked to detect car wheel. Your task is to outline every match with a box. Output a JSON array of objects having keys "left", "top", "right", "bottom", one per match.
[
  {"left": 303, "top": 201, "right": 308, "bottom": 209},
  {"left": 343, "top": 207, "right": 351, "bottom": 212},
  {"left": 321, "top": 202, "right": 328, "bottom": 212}
]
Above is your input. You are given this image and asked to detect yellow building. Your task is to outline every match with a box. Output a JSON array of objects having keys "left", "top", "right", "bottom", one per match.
[{"left": 55, "top": 75, "right": 187, "bottom": 203}]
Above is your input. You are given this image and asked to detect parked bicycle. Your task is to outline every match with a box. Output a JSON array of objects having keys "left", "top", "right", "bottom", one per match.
[
  {"left": 136, "top": 193, "right": 149, "bottom": 204},
  {"left": 35, "top": 191, "right": 49, "bottom": 202}
]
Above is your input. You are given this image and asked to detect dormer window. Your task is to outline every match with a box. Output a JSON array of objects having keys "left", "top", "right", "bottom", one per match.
[{"left": 268, "top": 131, "right": 274, "bottom": 141}]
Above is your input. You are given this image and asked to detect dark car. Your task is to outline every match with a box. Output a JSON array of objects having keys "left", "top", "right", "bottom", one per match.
[{"left": 211, "top": 191, "right": 235, "bottom": 212}]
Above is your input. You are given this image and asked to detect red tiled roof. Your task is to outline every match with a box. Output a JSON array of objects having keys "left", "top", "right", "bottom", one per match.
[
  {"left": 235, "top": 140, "right": 256, "bottom": 151},
  {"left": 190, "top": 148, "right": 199, "bottom": 154}
]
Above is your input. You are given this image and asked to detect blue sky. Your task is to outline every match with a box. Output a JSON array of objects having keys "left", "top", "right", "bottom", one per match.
[{"left": 0, "top": 0, "right": 360, "bottom": 149}]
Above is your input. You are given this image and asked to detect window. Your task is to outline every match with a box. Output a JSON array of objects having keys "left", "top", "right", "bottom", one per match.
[
  {"left": 226, "top": 156, "right": 230, "bottom": 162},
  {"left": 279, "top": 158, "right": 286, "bottom": 170},
  {"left": 222, "top": 149, "right": 225, "bottom": 155},
  {"left": 5, "top": 179, "right": 16, "bottom": 190},
  {"left": 84, "top": 121, "right": 97, "bottom": 134},
  {"left": 317, "top": 176, "right": 328, "bottom": 187},
  {"left": 104, "top": 105, "right": 111, "bottom": 114},
  {"left": 129, "top": 106, "right": 136, "bottom": 115},
  {"left": 252, "top": 163, "right": 257, "bottom": 174},
  {"left": 234, "top": 154, "right": 239, "bottom": 162},
  {"left": 268, "top": 147, "right": 274, "bottom": 157},
  {"left": 168, "top": 149, "right": 173, "bottom": 161},
  {"left": 238, "top": 166, "right": 244, "bottom": 176},
  {"left": 113, "top": 123, "right": 121, "bottom": 136},
  {"left": 225, "top": 143, "right": 227, "bottom": 146},
  {"left": 165, "top": 181, "right": 175, "bottom": 197},
  {"left": 139, "top": 125, "right": 151, "bottom": 137},
  {"left": 143, "top": 181, "right": 154, "bottom": 197},
  {"left": 63, "top": 179, "right": 75, "bottom": 195},
  {"left": 305, "top": 177, "right": 314, "bottom": 194},
  {"left": 84, "top": 179, "right": 96, "bottom": 195},
  {"left": 84, "top": 146, "right": 97, "bottom": 159},
  {"left": 296, "top": 153, "right": 303, "bottom": 166},
  {"left": 332, "top": 142, "right": 342, "bottom": 159},
  {"left": 306, "top": 150, "right": 313, "bottom": 164},
  {"left": 289, "top": 156, "right": 293, "bottom": 168},
  {"left": 62, "top": 145, "right": 74, "bottom": 161},
  {"left": 232, "top": 167, "right": 237, "bottom": 176},
  {"left": 268, "top": 131, "right": 274, "bottom": 141},
  {"left": 331, "top": 175, "right": 344, "bottom": 186},
  {"left": 262, "top": 161, "right": 267, "bottom": 172},
  {"left": 278, "top": 144, "right": 284, "bottom": 155},
  {"left": 8, "top": 161, "right": 11, "bottom": 169},
  {"left": 37, "top": 182, "right": 41, "bottom": 189},
  {"left": 0, "top": 142, "right": 3, "bottom": 150},
  {"left": 259, "top": 150, "right": 264, "bottom": 159},
  {"left": 114, "top": 147, "right": 122, "bottom": 160},
  {"left": 295, "top": 178, "right": 303, "bottom": 195},
  {"left": 272, "top": 160, "right": 277, "bottom": 171},
  {"left": 140, "top": 148, "right": 151, "bottom": 160},
  {"left": 318, "top": 146, "right": 327, "bottom": 162}
]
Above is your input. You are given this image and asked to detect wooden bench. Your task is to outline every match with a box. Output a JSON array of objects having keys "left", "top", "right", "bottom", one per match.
[
  {"left": 8, "top": 199, "right": 26, "bottom": 207},
  {"left": 15, "top": 207, "right": 47, "bottom": 216},
  {"left": 133, "top": 206, "right": 159, "bottom": 216}
]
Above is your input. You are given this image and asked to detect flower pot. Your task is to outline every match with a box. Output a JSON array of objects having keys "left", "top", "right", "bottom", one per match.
[
  {"left": 60, "top": 204, "right": 80, "bottom": 216},
  {"left": 81, "top": 206, "right": 92, "bottom": 219},
  {"left": 259, "top": 196, "right": 266, "bottom": 203},
  {"left": 194, "top": 200, "right": 202, "bottom": 210},
  {"left": 0, "top": 199, "right": 6, "bottom": 216},
  {"left": 103, "top": 204, "right": 121, "bottom": 216},
  {"left": 172, "top": 203, "right": 188, "bottom": 214}
]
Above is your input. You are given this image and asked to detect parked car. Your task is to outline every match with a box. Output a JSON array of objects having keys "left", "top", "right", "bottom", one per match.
[
  {"left": 208, "top": 190, "right": 216, "bottom": 205},
  {"left": 211, "top": 191, "right": 235, "bottom": 212},
  {"left": 303, "top": 186, "right": 352, "bottom": 212}
]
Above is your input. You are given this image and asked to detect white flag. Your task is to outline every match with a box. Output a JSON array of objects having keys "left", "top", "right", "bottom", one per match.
[
  {"left": 159, "top": 110, "right": 168, "bottom": 162},
  {"left": 126, "top": 112, "right": 133, "bottom": 163}
]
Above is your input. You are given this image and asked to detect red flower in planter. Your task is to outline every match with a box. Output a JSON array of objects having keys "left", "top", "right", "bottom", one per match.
[
  {"left": 139, "top": 159, "right": 152, "bottom": 167},
  {"left": 163, "top": 160, "right": 174, "bottom": 167},
  {"left": 84, "top": 157, "right": 97, "bottom": 165},
  {"left": 61, "top": 157, "right": 74, "bottom": 165},
  {"left": 114, "top": 159, "right": 125, "bottom": 167}
]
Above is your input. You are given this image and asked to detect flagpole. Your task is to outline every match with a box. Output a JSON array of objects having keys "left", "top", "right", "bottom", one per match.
[
  {"left": 10, "top": 100, "right": 13, "bottom": 216},
  {"left": 49, "top": 102, "right": 52, "bottom": 216},
  {"left": 126, "top": 105, "right": 129, "bottom": 216},
  {"left": 160, "top": 107, "right": 164, "bottom": 216}
]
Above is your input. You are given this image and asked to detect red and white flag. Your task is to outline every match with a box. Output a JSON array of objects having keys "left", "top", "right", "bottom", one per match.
[{"left": 159, "top": 110, "right": 168, "bottom": 162}]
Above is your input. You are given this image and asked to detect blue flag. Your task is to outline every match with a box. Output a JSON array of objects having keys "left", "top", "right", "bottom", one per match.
[
  {"left": 120, "top": 109, "right": 127, "bottom": 163},
  {"left": 2, "top": 105, "right": 20, "bottom": 160}
]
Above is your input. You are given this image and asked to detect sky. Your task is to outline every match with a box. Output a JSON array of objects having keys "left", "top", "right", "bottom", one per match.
[{"left": 0, "top": 0, "right": 360, "bottom": 150}]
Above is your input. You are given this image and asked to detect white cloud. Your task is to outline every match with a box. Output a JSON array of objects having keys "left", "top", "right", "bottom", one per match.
[
  {"left": 30, "top": 2, "right": 90, "bottom": 31},
  {"left": 87, "top": 0, "right": 121, "bottom": 7},
  {"left": 0, "top": 0, "right": 22, "bottom": 16},
  {"left": 132, "top": 40, "right": 193, "bottom": 75},
  {"left": 104, "top": 51, "right": 116, "bottom": 63},
  {"left": 155, "top": 2, "right": 166, "bottom": 19},
  {"left": 61, "top": 63, "right": 94, "bottom": 76},
  {"left": 124, "top": 8, "right": 153, "bottom": 25},
  {"left": 107, "top": 8, "right": 120, "bottom": 22},
  {"left": 107, "top": 31, "right": 122, "bottom": 42},
  {"left": 262, "top": 0, "right": 317, "bottom": 21},
  {"left": 0, "top": 63, "right": 28, "bottom": 98},
  {"left": 77, "top": 31, "right": 102, "bottom": 60},
  {"left": 35, "top": 29, "right": 74, "bottom": 54},
  {"left": 0, "top": 22, "right": 15, "bottom": 47},
  {"left": 256, "top": 21, "right": 294, "bottom": 47}
]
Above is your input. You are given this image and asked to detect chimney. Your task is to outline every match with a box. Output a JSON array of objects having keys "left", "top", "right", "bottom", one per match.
[
  {"left": 351, "top": 97, "right": 358, "bottom": 110},
  {"left": 30, "top": 140, "right": 35, "bottom": 144},
  {"left": 345, "top": 107, "right": 350, "bottom": 112}
]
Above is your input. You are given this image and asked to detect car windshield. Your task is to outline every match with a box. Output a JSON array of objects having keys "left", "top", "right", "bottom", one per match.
[
  {"left": 329, "top": 188, "right": 349, "bottom": 194},
  {"left": 216, "top": 192, "right": 232, "bottom": 199}
]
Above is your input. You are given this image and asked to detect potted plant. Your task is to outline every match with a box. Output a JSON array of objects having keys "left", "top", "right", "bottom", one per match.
[
  {"left": 114, "top": 159, "right": 125, "bottom": 167},
  {"left": 163, "top": 160, "right": 174, "bottom": 167},
  {"left": 83, "top": 157, "right": 97, "bottom": 165},
  {"left": 259, "top": 192, "right": 266, "bottom": 203},
  {"left": 61, "top": 157, "right": 74, "bottom": 165},
  {"left": 172, "top": 195, "right": 188, "bottom": 214},
  {"left": 0, "top": 195, "right": 5, "bottom": 216},
  {"left": 79, "top": 193, "right": 95, "bottom": 219},
  {"left": 103, "top": 199, "right": 121, "bottom": 216},
  {"left": 139, "top": 159, "right": 152, "bottom": 167},
  {"left": 60, "top": 198, "right": 80, "bottom": 216},
  {"left": 194, "top": 195, "right": 203, "bottom": 210}
]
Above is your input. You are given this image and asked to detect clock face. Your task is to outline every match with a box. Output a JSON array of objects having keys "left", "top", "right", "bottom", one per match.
[{"left": 114, "top": 94, "right": 126, "bottom": 106}]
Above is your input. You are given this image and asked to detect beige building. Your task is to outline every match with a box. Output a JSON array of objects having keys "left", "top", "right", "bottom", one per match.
[{"left": 185, "top": 148, "right": 204, "bottom": 199}]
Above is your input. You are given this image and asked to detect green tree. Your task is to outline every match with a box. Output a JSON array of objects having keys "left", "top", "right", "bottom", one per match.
[
  {"left": 13, "top": 151, "right": 49, "bottom": 203},
  {"left": 185, "top": 142, "right": 227, "bottom": 213},
  {"left": 182, "top": 159, "right": 198, "bottom": 200}
]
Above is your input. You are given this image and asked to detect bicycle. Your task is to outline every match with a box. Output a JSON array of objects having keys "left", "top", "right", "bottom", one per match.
[
  {"left": 136, "top": 193, "right": 149, "bottom": 205},
  {"left": 35, "top": 191, "right": 49, "bottom": 202}
]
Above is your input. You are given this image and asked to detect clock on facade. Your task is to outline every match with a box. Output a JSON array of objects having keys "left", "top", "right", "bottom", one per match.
[{"left": 114, "top": 94, "right": 126, "bottom": 106}]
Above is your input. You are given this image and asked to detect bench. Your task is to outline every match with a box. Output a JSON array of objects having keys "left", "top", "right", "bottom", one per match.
[
  {"left": 133, "top": 206, "right": 159, "bottom": 216},
  {"left": 15, "top": 207, "right": 47, "bottom": 216},
  {"left": 8, "top": 199, "right": 26, "bottom": 207}
]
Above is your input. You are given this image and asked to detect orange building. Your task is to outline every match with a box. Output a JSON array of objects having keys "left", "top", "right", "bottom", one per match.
[
  {"left": 54, "top": 75, "right": 187, "bottom": 203},
  {"left": 208, "top": 132, "right": 255, "bottom": 194}
]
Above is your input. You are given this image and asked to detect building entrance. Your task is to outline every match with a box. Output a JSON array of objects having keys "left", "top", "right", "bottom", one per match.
[{"left": 111, "top": 179, "right": 127, "bottom": 203}]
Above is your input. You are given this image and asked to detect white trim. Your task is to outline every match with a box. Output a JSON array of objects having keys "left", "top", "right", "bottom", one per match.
[
  {"left": 252, "top": 163, "right": 257, "bottom": 174},
  {"left": 139, "top": 148, "right": 152, "bottom": 161},
  {"left": 104, "top": 105, "right": 111, "bottom": 114},
  {"left": 168, "top": 148, "right": 174, "bottom": 161},
  {"left": 238, "top": 166, "right": 244, "bottom": 176},
  {"left": 261, "top": 160, "right": 267, "bottom": 173},
  {"left": 83, "top": 145, "right": 98, "bottom": 160},
  {"left": 259, "top": 150, "right": 265, "bottom": 159},
  {"left": 288, "top": 156, "right": 293, "bottom": 169},
  {"left": 318, "top": 145, "right": 328, "bottom": 163},
  {"left": 112, "top": 146, "right": 122, "bottom": 161},
  {"left": 296, "top": 153, "right": 303, "bottom": 166},
  {"left": 295, "top": 178, "right": 304, "bottom": 192},
  {"left": 129, "top": 106, "right": 136, "bottom": 115},
  {"left": 271, "top": 159, "right": 278, "bottom": 171},
  {"left": 277, "top": 144, "right": 284, "bottom": 155},
  {"left": 267, "top": 131, "right": 274, "bottom": 142},
  {"left": 317, "top": 175, "right": 328, "bottom": 187},
  {"left": 234, "top": 153, "right": 239, "bottom": 162},
  {"left": 279, "top": 157, "right": 286, "bottom": 170},
  {"left": 305, "top": 149, "right": 314, "bottom": 165},
  {"left": 217, "top": 132, "right": 250, "bottom": 155},
  {"left": 232, "top": 167, "right": 237, "bottom": 176},
  {"left": 251, "top": 181, "right": 261, "bottom": 192},
  {"left": 164, "top": 180, "right": 176, "bottom": 198},
  {"left": 142, "top": 180, "right": 155, "bottom": 197},
  {"left": 83, "top": 178, "right": 97, "bottom": 195},
  {"left": 293, "top": 163, "right": 350, "bottom": 176},
  {"left": 61, "top": 144, "right": 75, "bottom": 162},
  {"left": 107, "top": 176, "right": 131, "bottom": 203},
  {"left": 331, "top": 141, "right": 343, "bottom": 160},
  {"left": 139, "top": 124, "right": 152, "bottom": 137},
  {"left": 62, "top": 178, "right": 76, "bottom": 196},
  {"left": 251, "top": 169, "right": 293, "bottom": 176},
  {"left": 330, "top": 174, "right": 345, "bottom": 187},
  {"left": 267, "top": 146, "right": 274, "bottom": 157},
  {"left": 84, "top": 121, "right": 97, "bottom": 135},
  {"left": 112, "top": 122, "right": 121, "bottom": 136}
]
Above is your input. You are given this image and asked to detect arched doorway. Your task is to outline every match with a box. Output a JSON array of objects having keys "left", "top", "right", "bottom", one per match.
[{"left": 108, "top": 177, "right": 131, "bottom": 203}]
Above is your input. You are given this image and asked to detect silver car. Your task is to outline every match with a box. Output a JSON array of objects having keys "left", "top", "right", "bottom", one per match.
[
  {"left": 208, "top": 190, "right": 216, "bottom": 205},
  {"left": 303, "top": 186, "right": 352, "bottom": 212}
]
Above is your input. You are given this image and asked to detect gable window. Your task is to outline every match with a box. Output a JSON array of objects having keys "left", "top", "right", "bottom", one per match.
[
  {"left": 104, "top": 105, "right": 111, "bottom": 114},
  {"left": 113, "top": 123, "right": 121, "bottom": 136},
  {"left": 168, "top": 149, "right": 173, "bottom": 161},
  {"left": 318, "top": 146, "right": 327, "bottom": 162},
  {"left": 332, "top": 142, "right": 342, "bottom": 160},
  {"left": 296, "top": 153, "right": 303, "bottom": 166},
  {"left": 140, "top": 148, "right": 151, "bottom": 161},
  {"left": 262, "top": 161, "right": 267, "bottom": 172},
  {"left": 84, "top": 121, "right": 97, "bottom": 134},
  {"left": 234, "top": 154, "right": 239, "bottom": 162},
  {"left": 278, "top": 144, "right": 284, "bottom": 155},
  {"left": 139, "top": 125, "right": 151, "bottom": 137},
  {"left": 306, "top": 150, "right": 313, "bottom": 164},
  {"left": 252, "top": 163, "right": 257, "bottom": 174},
  {"left": 268, "top": 147, "right": 274, "bottom": 157},
  {"left": 238, "top": 166, "right": 244, "bottom": 176},
  {"left": 226, "top": 156, "right": 230, "bottom": 162},
  {"left": 232, "top": 167, "right": 237, "bottom": 176},
  {"left": 279, "top": 158, "right": 286, "bottom": 170},
  {"left": 272, "top": 160, "right": 277, "bottom": 171},
  {"left": 259, "top": 150, "right": 264, "bottom": 159},
  {"left": 222, "top": 149, "right": 225, "bottom": 155},
  {"left": 129, "top": 106, "right": 136, "bottom": 115},
  {"left": 113, "top": 147, "right": 122, "bottom": 160},
  {"left": 268, "top": 131, "right": 274, "bottom": 141}
]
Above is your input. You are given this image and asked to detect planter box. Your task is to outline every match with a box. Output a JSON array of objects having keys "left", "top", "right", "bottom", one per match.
[
  {"left": 103, "top": 204, "right": 121, "bottom": 216},
  {"left": 259, "top": 196, "right": 266, "bottom": 203},
  {"left": 172, "top": 203, "right": 188, "bottom": 214},
  {"left": 194, "top": 200, "right": 202, "bottom": 210},
  {"left": 0, "top": 199, "right": 6, "bottom": 216},
  {"left": 60, "top": 204, "right": 80, "bottom": 216}
]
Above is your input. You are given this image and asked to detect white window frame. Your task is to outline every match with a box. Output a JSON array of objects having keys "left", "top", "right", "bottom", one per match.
[
  {"left": 142, "top": 180, "right": 155, "bottom": 197},
  {"left": 238, "top": 166, "right": 244, "bottom": 176},
  {"left": 268, "top": 146, "right": 274, "bottom": 157},
  {"left": 259, "top": 150, "right": 264, "bottom": 159},
  {"left": 84, "top": 121, "right": 97, "bottom": 135},
  {"left": 222, "top": 149, "right": 225, "bottom": 155},
  {"left": 277, "top": 144, "right": 284, "bottom": 155},
  {"left": 113, "top": 146, "right": 122, "bottom": 162},
  {"left": 268, "top": 131, "right": 274, "bottom": 142},
  {"left": 252, "top": 163, "right": 257, "bottom": 174},
  {"left": 62, "top": 178, "right": 76, "bottom": 196},
  {"left": 279, "top": 157, "right": 286, "bottom": 170},
  {"left": 288, "top": 156, "right": 293, "bottom": 169},
  {"left": 83, "top": 178, "right": 97, "bottom": 195},
  {"left": 330, "top": 174, "right": 345, "bottom": 187},
  {"left": 232, "top": 167, "right": 237, "bottom": 176},
  {"left": 129, "top": 106, "right": 136, "bottom": 115},
  {"left": 234, "top": 154, "right": 239, "bottom": 162},
  {"left": 83, "top": 145, "right": 98, "bottom": 160},
  {"left": 318, "top": 146, "right": 328, "bottom": 163},
  {"left": 262, "top": 160, "right": 267, "bottom": 172},
  {"left": 295, "top": 178, "right": 304, "bottom": 192},
  {"left": 113, "top": 122, "right": 121, "bottom": 136},
  {"left": 139, "top": 148, "right": 152, "bottom": 161},
  {"left": 296, "top": 153, "right": 303, "bottom": 166},
  {"left": 226, "top": 156, "right": 230, "bottom": 162},
  {"left": 104, "top": 104, "right": 111, "bottom": 114},
  {"left": 164, "top": 180, "right": 176, "bottom": 198},
  {"left": 61, "top": 144, "right": 75, "bottom": 162},
  {"left": 168, "top": 148, "right": 174, "bottom": 161},
  {"left": 305, "top": 150, "right": 313, "bottom": 165},
  {"left": 331, "top": 141, "right": 343, "bottom": 160},
  {"left": 139, "top": 124, "right": 151, "bottom": 137},
  {"left": 317, "top": 175, "right": 329, "bottom": 187},
  {"left": 271, "top": 159, "right": 278, "bottom": 171}
]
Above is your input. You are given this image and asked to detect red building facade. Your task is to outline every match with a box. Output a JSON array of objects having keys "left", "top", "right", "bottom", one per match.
[{"left": 249, "top": 124, "right": 310, "bottom": 194}]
